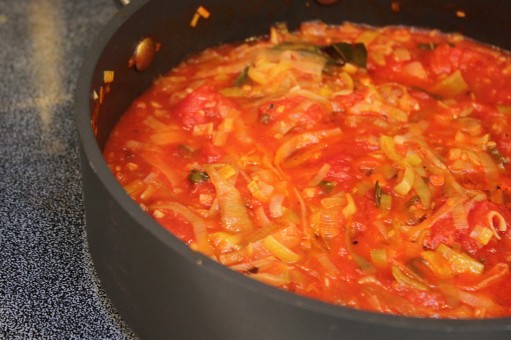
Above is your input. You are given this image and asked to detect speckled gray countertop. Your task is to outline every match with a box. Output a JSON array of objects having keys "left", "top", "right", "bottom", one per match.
[{"left": 0, "top": 0, "right": 135, "bottom": 338}]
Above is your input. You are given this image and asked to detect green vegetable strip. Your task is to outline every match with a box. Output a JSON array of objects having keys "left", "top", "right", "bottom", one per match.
[{"left": 374, "top": 180, "right": 382, "bottom": 208}]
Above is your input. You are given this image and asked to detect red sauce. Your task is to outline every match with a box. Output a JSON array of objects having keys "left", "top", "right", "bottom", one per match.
[{"left": 104, "top": 22, "right": 511, "bottom": 318}]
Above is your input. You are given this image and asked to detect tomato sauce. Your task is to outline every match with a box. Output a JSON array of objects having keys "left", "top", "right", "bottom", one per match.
[{"left": 104, "top": 22, "right": 511, "bottom": 318}]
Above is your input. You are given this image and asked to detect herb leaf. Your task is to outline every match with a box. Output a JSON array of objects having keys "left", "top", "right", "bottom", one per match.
[
  {"left": 188, "top": 169, "right": 210, "bottom": 184},
  {"left": 321, "top": 42, "right": 368, "bottom": 68},
  {"left": 234, "top": 67, "right": 249, "bottom": 87}
]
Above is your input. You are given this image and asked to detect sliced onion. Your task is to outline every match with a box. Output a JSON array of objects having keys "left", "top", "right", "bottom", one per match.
[
  {"left": 293, "top": 187, "right": 311, "bottom": 239},
  {"left": 274, "top": 128, "right": 342, "bottom": 168},
  {"left": 219, "top": 248, "right": 248, "bottom": 265},
  {"left": 403, "top": 61, "right": 427, "bottom": 79},
  {"left": 436, "top": 243, "right": 484, "bottom": 275},
  {"left": 331, "top": 72, "right": 354, "bottom": 96},
  {"left": 248, "top": 266, "right": 291, "bottom": 287},
  {"left": 320, "top": 194, "right": 347, "bottom": 209},
  {"left": 123, "top": 179, "right": 145, "bottom": 196},
  {"left": 318, "top": 203, "right": 343, "bottom": 239},
  {"left": 143, "top": 115, "right": 168, "bottom": 130},
  {"left": 151, "top": 201, "right": 214, "bottom": 256},
  {"left": 308, "top": 163, "right": 332, "bottom": 187},
  {"left": 263, "top": 235, "right": 301, "bottom": 263},
  {"left": 407, "top": 196, "right": 466, "bottom": 241},
  {"left": 488, "top": 210, "right": 507, "bottom": 233},
  {"left": 413, "top": 174, "right": 431, "bottom": 209},
  {"left": 430, "top": 70, "right": 469, "bottom": 98},
  {"left": 207, "top": 198, "right": 219, "bottom": 218},
  {"left": 393, "top": 162, "right": 415, "bottom": 196},
  {"left": 208, "top": 231, "right": 242, "bottom": 253},
  {"left": 254, "top": 206, "right": 272, "bottom": 227},
  {"left": 228, "top": 256, "right": 275, "bottom": 272},
  {"left": 478, "top": 152, "right": 499, "bottom": 185},
  {"left": 392, "top": 264, "right": 429, "bottom": 291},
  {"left": 141, "top": 151, "right": 179, "bottom": 187},
  {"left": 247, "top": 179, "right": 274, "bottom": 202},
  {"left": 379, "top": 135, "right": 402, "bottom": 162},
  {"left": 342, "top": 193, "right": 357, "bottom": 219},
  {"left": 457, "top": 290, "right": 498, "bottom": 310},
  {"left": 314, "top": 253, "right": 340, "bottom": 277},
  {"left": 420, "top": 250, "right": 453, "bottom": 279},
  {"left": 469, "top": 225, "right": 494, "bottom": 246},
  {"left": 289, "top": 87, "right": 329, "bottom": 102},
  {"left": 361, "top": 283, "right": 422, "bottom": 316},
  {"left": 370, "top": 248, "right": 388, "bottom": 267},
  {"left": 416, "top": 145, "right": 448, "bottom": 174},
  {"left": 269, "top": 194, "right": 285, "bottom": 218},
  {"left": 462, "top": 263, "right": 509, "bottom": 291},
  {"left": 205, "top": 165, "right": 254, "bottom": 233},
  {"left": 451, "top": 202, "right": 470, "bottom": 230},
  {"left": 242, "top": 223, "right": 280, "bottom": 246}
]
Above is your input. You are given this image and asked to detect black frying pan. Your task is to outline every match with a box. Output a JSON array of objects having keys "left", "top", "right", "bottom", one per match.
[{"left": 75, "top": 1, "right": 511, "bottom": 338}]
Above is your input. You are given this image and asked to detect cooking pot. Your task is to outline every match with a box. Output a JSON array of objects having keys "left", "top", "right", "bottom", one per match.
[{"left": 75, "top": 0, "right": 511, "bottom": 338}]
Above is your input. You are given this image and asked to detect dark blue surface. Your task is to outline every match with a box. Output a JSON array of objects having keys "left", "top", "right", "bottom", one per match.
[{"left": 0, "top": 0, "right": 135, "bottom": 338}]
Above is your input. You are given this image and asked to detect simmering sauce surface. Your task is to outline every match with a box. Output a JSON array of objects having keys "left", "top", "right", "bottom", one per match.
[{"left": 104, "top": 22, "right": 511, "bottom": 318}]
